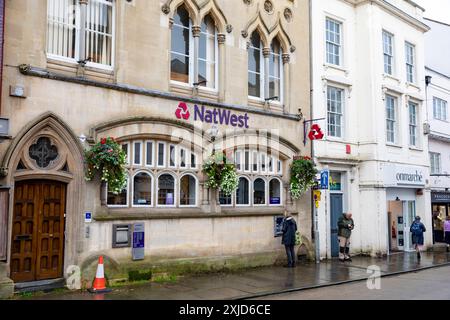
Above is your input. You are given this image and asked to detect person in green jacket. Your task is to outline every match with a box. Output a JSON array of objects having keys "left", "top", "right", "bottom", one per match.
[{"left": 337, "top": 212, "right": 354, "bottom": 262}]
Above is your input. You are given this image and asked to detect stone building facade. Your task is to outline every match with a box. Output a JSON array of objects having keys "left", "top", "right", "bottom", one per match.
[{"left": 0, "top": 0, "right": 311, "bottom": 295}]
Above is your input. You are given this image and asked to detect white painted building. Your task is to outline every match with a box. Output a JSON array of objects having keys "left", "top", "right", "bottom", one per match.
[
  {"left": 424, "top": 18, "right": 450, "bottom": 244},
  {"left": 311, "top": 0, "right": 431, "bottom": 259}
]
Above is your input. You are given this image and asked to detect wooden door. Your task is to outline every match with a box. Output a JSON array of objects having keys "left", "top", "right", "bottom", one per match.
[{"left": 10, "top": 181, "right": 66, "bottom": 283}]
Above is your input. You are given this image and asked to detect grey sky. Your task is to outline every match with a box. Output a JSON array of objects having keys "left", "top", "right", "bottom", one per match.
[{"left": 414, "top": 0, "right": 450, "bottom": 24}]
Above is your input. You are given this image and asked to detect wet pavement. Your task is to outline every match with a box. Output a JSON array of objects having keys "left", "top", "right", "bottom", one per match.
[
  {"left": 20, "top": 251, "right": 450, "bottom": 300},
  {"left": 260, "top": 264, "right": 450, "bottom": 300}
]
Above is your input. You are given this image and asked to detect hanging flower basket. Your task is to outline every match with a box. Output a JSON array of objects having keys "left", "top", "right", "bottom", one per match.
[
  {"left": 289, "top": 156, "right": 318, "bottom": 200},
  {"left": 85, "top": 137, "right": 127, "bottom": 194},
  {"left": 202, "top": 151, "right": 239, "bottom": 196}
]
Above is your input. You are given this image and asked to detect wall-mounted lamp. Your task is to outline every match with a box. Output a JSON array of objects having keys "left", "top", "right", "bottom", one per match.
[
  {"left": 395, "top": 197, "right": 401, "bottom": 202},
  {"left": 193, "top": 80, "right": 207, "bottom": 87},
  {"left": 265, "top": 96, "right": 279, "bottom": 102},
  {"left": 425, "top": 75, "right": 432, "bottom": 87}
]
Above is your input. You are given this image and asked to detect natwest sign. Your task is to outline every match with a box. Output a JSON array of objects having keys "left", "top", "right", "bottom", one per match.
[
  {"left": 382, "top": 163, "right": 427, "bottom": 187},
  {"left": 175, "top": 102, "right": 249, "bottom": 129}
]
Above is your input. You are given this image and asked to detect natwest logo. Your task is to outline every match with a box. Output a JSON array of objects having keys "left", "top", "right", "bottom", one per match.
[
  {"left": 175, "top": 102, "right": 250, "bottom": 129},
  {"left": 175, "top": 102, "right": 190, "bottom": 120}
]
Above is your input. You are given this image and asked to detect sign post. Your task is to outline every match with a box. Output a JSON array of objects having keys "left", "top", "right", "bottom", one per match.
[{"left": 132, "top": 223, "right": 145, "bottom": 261}]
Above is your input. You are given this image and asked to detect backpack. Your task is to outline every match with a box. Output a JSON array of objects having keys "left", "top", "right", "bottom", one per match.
[{"left": 411, "top": 222, "right": 422, "bottom": 236}]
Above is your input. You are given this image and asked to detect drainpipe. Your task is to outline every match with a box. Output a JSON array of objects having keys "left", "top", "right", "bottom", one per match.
[
  {"left": 0, "top": 0, "right": 5, "bottom": 116},
  {"left": 308, "top": 0, "right": 320, "bottom": 263}
]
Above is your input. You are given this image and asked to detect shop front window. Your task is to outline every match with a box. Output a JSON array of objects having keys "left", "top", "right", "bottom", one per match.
[
  {"left": 269, "top": 178, "right": 281, "bottom": 205},
  {"left": 180, "top": 174, "right": 196, "bottom": 206},
  {"left": 236, "top": 177, "right": 250, "bottom": 205},
  {"left": 133, "top": 172, "right": 152, "bottom": 206},
  {"left": 107, "top": 180, "right": 128, "bottom": 206},
  {"left": 158, "top": 174, "right": 175, "bottom": 206},
  {"left": 253, "top": 178, "right": 266, "bottom": 205}
]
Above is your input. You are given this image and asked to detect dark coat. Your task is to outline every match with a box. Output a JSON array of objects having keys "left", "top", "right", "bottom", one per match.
[
  {"left": 410, "top": 221, "right": 426, "bottom": 245},
  {"left": 337, "top": 214, "right": 354, "bottom": 238},
  {"left": 282, "top": 217, "right": 297, "bottom": 246}
]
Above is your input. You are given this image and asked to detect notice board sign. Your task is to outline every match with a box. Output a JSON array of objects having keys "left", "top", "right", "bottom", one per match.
[{"left": 132, "top": 223, "right": 145, "bottom": 261}]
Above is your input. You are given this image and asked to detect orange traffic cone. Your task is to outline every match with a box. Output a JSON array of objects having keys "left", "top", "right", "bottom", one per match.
[{"left": 88, "top": 256, "right": 112, "bottom": 293}]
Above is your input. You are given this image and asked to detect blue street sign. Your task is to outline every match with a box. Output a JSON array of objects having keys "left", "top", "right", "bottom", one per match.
[
  {"left": 132, "top": 223, "right": 145, "bottom": 260},
  {"left": 320, "top": 170, "right": 329, "bottom": 190}
]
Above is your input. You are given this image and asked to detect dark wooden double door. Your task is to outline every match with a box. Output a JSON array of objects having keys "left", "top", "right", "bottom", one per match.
[{"left": 10, "top": 180, "right": 66, "bottom": 283}]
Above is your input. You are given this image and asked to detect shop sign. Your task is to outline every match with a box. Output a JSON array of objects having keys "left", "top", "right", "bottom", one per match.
[
  {"left": 329, "top": 172, "right": 342, "bottom": 191},
  {"left": 383, "top": 164, "right": 426, "bottom": 187},
  {"left": 175, "top": 102, "right": 250, "bottom": 129},
  {"left": 270, "top": 197, "right": 281, "bottom": 205},
  {"left": 432, "top": 192, "right": 450, "bottom": 203},
  {"left": 308, "top": 124, "right": 324, "bottom": 141}
]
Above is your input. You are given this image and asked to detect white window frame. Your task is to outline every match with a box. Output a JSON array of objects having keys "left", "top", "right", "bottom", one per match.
[
  {"left": 169, "top": 144, "right": 177, "bottom": 168},
  {"left": 46, "top": 0, "right": 115, "bottom": 70},
  {"left": 268, "top": 156, "right": 275, "bottom": 174},
  {"left": 277, "top": 159, "right": 283, "bottom": 175},
  {"left": 218, "top": 189, "right": 234, "bottom": 207},
  {"left": 179, "top": 147, "right": 187, "bottom": 169},
  {"left": 253, "top": 177, "right": 267, "bottom": 206},
  {"left": 189, "top": 151, "right": 198, "bottom": 169},
  {"left": 106, "top": 177, "right": 129, "bottom": 208},
  {"left": 145, "top": 140, "right": 155, "bottom": 167},
  {"left": 179, "top": 173, "right": 198, "bottom": 207},
  {"left": 248, "top": 34, "right": 265, "bottom": 100},
  {"left": 235, "top": 150, "right": 242, "bottom": 172},
  {"left": 121, "top": 142, "right": 130, "bottom": 165},
  {"left": 244, "top": 150, "right": 251, "bottom": 172},
  {"left": 252, "top": 150, "right": 259, "bottom": 173},
  {"left": 430, "top": 152, "right": 441, "bottom": 174},
  {"left": 156, "top": 172, "right": 177, "bottom": 208},
  {"left": 405, "top": 42, "right": 415, "bottom": 84},
  {"left": 133, "top": 141, "right": 143, "bottom": 166},
  {"left": 382, "top": 30, "right": 394, "bottom": 76},
  {"left": 385, "top": 95, "right": 397, "bottom": 144},
  {"left": 268, "top": 177, "right": 283, "bottom": 207},
  {"left": 408, "top": 101, "right": 419, "bottom": 147},
  {"left": 157, "top": 142, "right": 167, "bottom": 168},
  {"left": 236, "top": 176, "right": 251, "bottom": 207},
  {"left": 260, "top": 153, "right": 267, "bottom": 174},
  {"left": 327, "top": 86, "right": 344, "bottom": 139},
  {"left": 131, "top": 171, "right": 154, "bottom": 208},
  {"left": 433, "top": 97, "right": 448, "bottom": 121},
  {"left": 268, "top": 40, "right": 284, "bottom": 104},
  {"left": 325, "top": 17, "right": 342, "bottom": 66}
]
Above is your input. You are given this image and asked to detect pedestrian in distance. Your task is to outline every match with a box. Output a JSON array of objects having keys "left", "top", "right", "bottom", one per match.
[
  {"left": 337, "top": 212, "right": 354, "bottom": 262},
  {"left": 410, "top": 216, "right": 426, "bottom": 260},
  {"left": 282, "top": 212, "right": 298, "bottom": 268},
  {"left": 444, "top": 216, "right": 450, "bottom": 252}
]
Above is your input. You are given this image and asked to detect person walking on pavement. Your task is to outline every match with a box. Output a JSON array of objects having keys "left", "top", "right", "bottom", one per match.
[
  {"left": 444, "top": 216, "right": 450, "bottom": 252},
  {"left": 282, "top": 213, "right": 298, "bottom": 268},
  {"left": 337, "top": 212, "right": 354, "bottom": 262},
  {"left": 410, "top": 216, "right": 426, "bottom": 260}
]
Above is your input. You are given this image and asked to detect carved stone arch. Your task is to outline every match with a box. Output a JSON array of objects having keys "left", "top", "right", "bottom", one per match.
[
  {"left": 267, "top": 15, "right": 292, "bottom": 53},
  {"left": 243, "top": 8, "right": 271, "bottom": 47},
  {"left": 2, "top": 112, "right": 84, "bottom": 179},
  {"left": 198, "top": 0, "right": 228, "bottom": 34},
  {"left": 167, "top": 0, "right": 201, "bottom": 26},
  {"left": 2, "top": 112, "right": 86, "bottom": 273}
]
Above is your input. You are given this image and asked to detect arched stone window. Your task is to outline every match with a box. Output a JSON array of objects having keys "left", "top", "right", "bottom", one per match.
[
  {"left": 133, "top": 172, "right": 153, "bottom": 206},
  {"left": 269, "top": 178, "right": 282, "bottom": 205},
  {"left": 236, "top": 176, "right": 250, "bottom": 205},
  {"left": 171, "top": 5, "right": 192, "bottom": 83},
  {"left": 253, "top": 178, "right": 266, "bottom": 205},
  {"left": 158, "top": 174, "right": 176, "bottom": 206},
  {"left": 269, "top": 38, "right": 283, "bottom": 103},
  {"left": 198, "top": 14, "right": 218, "bottom": 89},
  {"left": 248, "top": 31, "right": 264, "bottom": 99},
  {"left": 180, "top": 174, "right": 197, "bottom": 206}
]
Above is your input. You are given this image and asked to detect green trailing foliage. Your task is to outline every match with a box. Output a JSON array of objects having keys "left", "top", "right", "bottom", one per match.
[
  {"left": 85, "top": 137, "right": 127, "bottom": 194},
  {"left": 202, "top": 151, "right": 239, "bottom": 196},
  {"left": 289, "top": 156, "right": 318, "bottom": 199}
]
